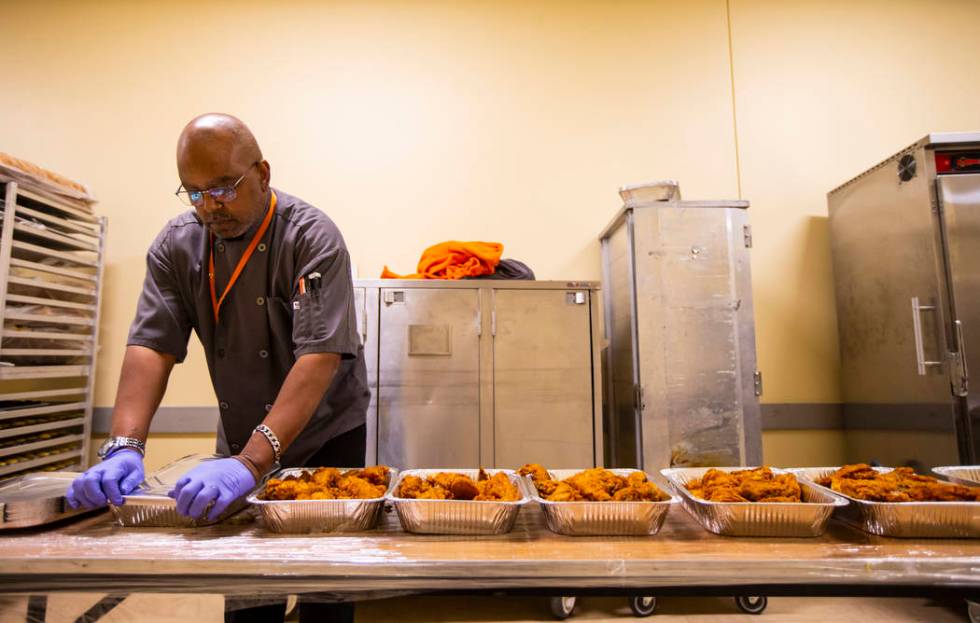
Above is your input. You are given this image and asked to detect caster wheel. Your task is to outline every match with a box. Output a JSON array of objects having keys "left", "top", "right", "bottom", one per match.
[
  {"left": 629, "top": 596, "right": 657, "bottom": 617},
  {"left": 735, "top": 596, "right": 767, "bottom": 614},
  {"left": 549, "top": 596, "right": 577, "bottom": 620},
  {"left": 967, "top": 600, "right": 980, "bottom": 623}
]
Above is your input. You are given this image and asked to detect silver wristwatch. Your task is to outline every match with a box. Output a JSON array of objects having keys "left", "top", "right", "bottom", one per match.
[{"left": 97, "top": 436, "right": 146, "bottom": 458}]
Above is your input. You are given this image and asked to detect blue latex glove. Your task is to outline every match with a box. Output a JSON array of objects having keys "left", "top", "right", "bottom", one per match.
[
  {"left": 65, "top": 449, "right": 144, "bottom": 509},
  {"left": 169, "top": 458, "right": 256, "bottom": 522}
]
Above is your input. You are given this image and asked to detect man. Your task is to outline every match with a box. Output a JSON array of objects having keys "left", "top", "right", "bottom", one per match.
[{"left": 66, "top": 113, "right": 368, "bottom": 623}]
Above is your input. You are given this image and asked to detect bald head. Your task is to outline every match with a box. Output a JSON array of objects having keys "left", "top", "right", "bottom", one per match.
[
  {"left": 176, "top": 113, "right": 271, "bottom": 239},
  {"left": 178, "top": 113, "right": 261, "bottom": 165}
]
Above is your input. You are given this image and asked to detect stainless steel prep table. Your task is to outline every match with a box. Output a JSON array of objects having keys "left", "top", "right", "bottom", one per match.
[{"left": 0, "top": 507, "right": 977, "bottom": 600}]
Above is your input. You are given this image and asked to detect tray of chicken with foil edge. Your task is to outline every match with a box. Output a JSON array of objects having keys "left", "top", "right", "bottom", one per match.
[
  {"left": 520, "top": 466, "right": 678, "bottom": 536},
  {"left": 248, "top": 466, "right": 397, "bottom": 533},
  {"left": 791, "top": 466, "right": 980, "bottom": 538},
  {"left": 388, "top": 468, "right": 529, "bottom": 535},
  {"left": 661, "top": 466, "right": 847, "bottom": 537}
]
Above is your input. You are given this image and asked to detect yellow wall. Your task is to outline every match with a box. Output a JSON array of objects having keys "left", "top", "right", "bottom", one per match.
[
  {"left": 4, "top": 1, "right": 980, "bottom": 467},
  {"left": 761, "top": 430, "right": 847, "bottom": 468},
  {"left": 0, "top": 0, "right": 738, "bottom": 408},
  {"left": 731, "top": 0, "right": 980, "bottom": 402}
]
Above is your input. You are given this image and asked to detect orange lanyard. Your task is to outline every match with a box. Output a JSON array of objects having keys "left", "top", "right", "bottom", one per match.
[{"left": 208, "top": 192, "right": 277, "bottom": 323}]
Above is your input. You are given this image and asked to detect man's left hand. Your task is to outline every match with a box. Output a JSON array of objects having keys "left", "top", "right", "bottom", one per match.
[{"left": 169, "top": 458, "right": 256, "bottom": 521}]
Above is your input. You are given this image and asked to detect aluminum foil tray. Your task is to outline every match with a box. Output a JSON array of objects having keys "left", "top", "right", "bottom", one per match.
[
  {"left": 661, "top": 467, "right": 847, "bottom": 537},
  {"left": 933, "top": 465, "right": 980, "bottom": 488},
  {"left": 111, "top": 454, "right": 266, "bottom": 528},
  {"left": 618, "top": 180, "right": 679, "bottom": 206},
  {"left": 792, "top": 467, "right": 980, "bottom": 538},
  {"left": 528, "top": 469, "right": 677, "bottom": 536},
  {"left": 389, "top": 469, "right": 528, "bottom": 535},
  {"left": 0, "top": 471, "right": 100, "bottom": 530},
  {"left": 248, "top": 467, "right": 398, "bottom": 534}
]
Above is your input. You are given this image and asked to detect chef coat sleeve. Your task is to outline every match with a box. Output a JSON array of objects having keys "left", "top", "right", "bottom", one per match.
[
  {"left": 292, "top": 241, "right": 360, "bottom": 360},
  {"left": 126, "top": 230, "right": 192, "bottom": 362}
]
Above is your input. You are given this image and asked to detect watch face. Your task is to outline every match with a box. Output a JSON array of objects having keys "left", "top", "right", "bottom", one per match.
[
  {"left": 98, "top": 439, "right": 118, "bottom": 458},
  {"left": 98, "top": 439, "right": 112, "bottom": 458}
]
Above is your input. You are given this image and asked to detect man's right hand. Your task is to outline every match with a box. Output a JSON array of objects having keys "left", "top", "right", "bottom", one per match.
[{"left": 66, "top": 449, "right": 145, "bottom": 509}]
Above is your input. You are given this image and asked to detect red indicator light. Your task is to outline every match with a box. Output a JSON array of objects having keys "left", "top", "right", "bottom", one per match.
[{"left": 935, "top": 152, "right": 952, "bottom": 173}]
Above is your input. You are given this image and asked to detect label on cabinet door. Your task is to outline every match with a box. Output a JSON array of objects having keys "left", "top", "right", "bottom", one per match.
[{"left": 408, "top": 324, "right": 452, "bottom": 356}]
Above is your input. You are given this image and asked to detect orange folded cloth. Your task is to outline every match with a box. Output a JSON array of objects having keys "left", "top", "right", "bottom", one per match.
[{"left": 382, "top": 241, "right": 503, "bottom": 280}]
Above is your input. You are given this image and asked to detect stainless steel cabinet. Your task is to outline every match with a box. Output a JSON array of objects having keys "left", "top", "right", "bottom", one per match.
[
  {"left": 353, "top": 287, "right": 379, "bottom": 465},
  {"left": 354, "top": 280, "right": 602, "bottom": 469},
  {"left": 378, "top": 287, "right": 481, "bottom": 469},
  {"left": 940, "top": 173, "right": 980, "bottom": 458},
  {"left": 492, "top": 289, "right": 595, "bottom": 469},
  {"left": 599, "top": 189, "right": 762, "bottom": 472},
  {"left": 828, "top": 133, "right": 980, "bottom": 467}
]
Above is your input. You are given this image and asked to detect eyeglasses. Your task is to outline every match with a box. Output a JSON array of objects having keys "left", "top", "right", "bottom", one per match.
[{"left": 175, "top": 162, "right": 258, "bottom": 207}]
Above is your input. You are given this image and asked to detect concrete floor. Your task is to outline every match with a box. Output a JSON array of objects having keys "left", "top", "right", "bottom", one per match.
[{"left": 0, "top": 594, "right": 972, "bottom": 623}]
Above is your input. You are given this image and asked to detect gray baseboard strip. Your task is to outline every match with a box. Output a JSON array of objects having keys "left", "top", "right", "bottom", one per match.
[
  {"left": 94, "top": 403, "right": 958, "bottom": 435},
  {"left": 92, "top": 407, "right": 219, "bottom": 434},
  {"left": 760, "top": 403, "right": 844, "bottom": 430},
  {"left": 840, "top": 403, "right": 956, "bottom": 433}
]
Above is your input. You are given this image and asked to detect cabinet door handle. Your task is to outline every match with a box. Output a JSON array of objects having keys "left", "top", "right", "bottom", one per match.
[{"left": 911, "top": 296, "right": 942, "bottom": 375}]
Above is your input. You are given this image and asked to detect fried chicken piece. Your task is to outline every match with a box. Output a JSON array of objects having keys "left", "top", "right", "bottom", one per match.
[
  {"left": 566, "top": 468, "right": 624, "bottom": 502},
  {"left": 739, "top": 474, "right": 801, "bottom": 502},
  {"left": 450, "top": 478, "right": 480, "bottom": 501},
  {"left": 518, "top": 463, "right": 561, "bottom": 496},
  {"left": 432, "top": 472, "right": 465, "bottom": 491},
  {"left": 263, "top": 478, "right": 290, "bottom": 500},
  {"left": 396, "top": 475, "right": 431, "bottom": 499},
  {"left": 685, "top": 476, "right": 705, "bottom": 499},
  {"left": 820, "top": 464, "right": 980, "bottom": 502},
  {"left": 396, "top": 471, "right": 520, "bottom": 501},
  {"left": 263, "top": 466, "right": 393, "bottom": 500},
  {"left": 417, "top": 487, "right": 450, "bottom": 500},
  {"left": 687, "top": 467, "right": 803, "bottom": 503},
  {"left": 816, "top": 463, "right": 877, "bottom": 487},
  {"left": 546, "top": 482, "right": 584, "bottom": 502},
  {"left": 612, "top": 482, "right": 669, "bottom": 502},
  {"left": 339, "top": 477, "right": 386, "bottom": 499},
  {"left": 835, "top": 478, "right": 910, "bottom": 502},
  {"left": 535, "top": 479, "right": 560, "bottom": 497},
  {"left": 700, "top": 469, "right": 738, "bottom": 490},
  {"left": 706, "top": 487, "right": 748, "bottom": 502},
  {"left": 626, "top": 471, "right": 649, "bottom": 487},
  {"left": 475, "top": 472, "right": 521, "bottom": 501},
  {"left": 349, "top": 465, "right": 390, "bottom": 487},
  {"left": 526, "top": 466, "right": 667, "bottom": 502},
  {"left": 312, "top": 467, "right": 341, "bottom": 488},
  {"left": 518, "top": 463, "right": 552, "bottom": 482}
]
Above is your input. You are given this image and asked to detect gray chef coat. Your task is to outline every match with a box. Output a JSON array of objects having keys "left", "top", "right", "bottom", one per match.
[{"left": 127, "top": 189, "right": 369, "bottom": 467}]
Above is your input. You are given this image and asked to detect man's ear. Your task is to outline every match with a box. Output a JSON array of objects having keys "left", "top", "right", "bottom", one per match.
[{"left": 258, "top": 160, "right": 271, "bottom": 192}]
